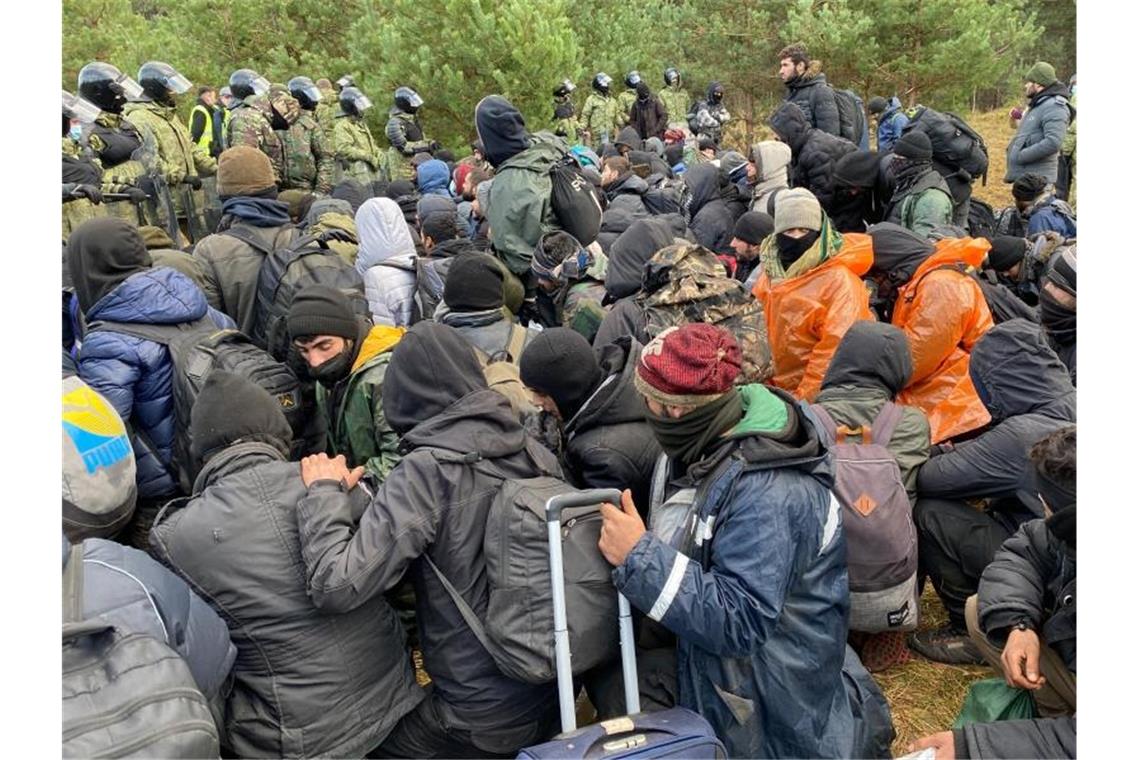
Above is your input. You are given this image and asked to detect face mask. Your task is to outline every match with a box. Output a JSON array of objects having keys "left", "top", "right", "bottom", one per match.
[
  {"left": 310, "top": 347, "right": 354, "bottom": 386},
  {"left": 69, "top": 124, "right": 83, "bottom": 142},
  {"left": 1039, "top": 290, "right": 1077, "bottom": 343},
  {"left": 776, "top": 230, "right": 819, "bottom": 269}
]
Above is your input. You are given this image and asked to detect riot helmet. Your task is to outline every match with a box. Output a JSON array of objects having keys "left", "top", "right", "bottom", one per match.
[
  {"left": 229, "top": 68, "right": 270, "bottom": 100},
  {"left": 137, "top": 61, "right": 192, "bottom": 105},
  {"left": 664, "top": 67, "right": 680, "bottom": 87},
  {"left": 592, "top": 73, "right": 613, "bottom": 95},
  {"left": 77, "top": 62, "right": 143, "bottom": 114},
  {"left": 288, "top": 76, "right": 322, "bottom": 110},
  {"left": 553, "top": 79, "right": 576, "bottom": 99},
  {"left": 624, "top": 71, "right": 641, "bottom": 89},
  {"left": 339, "top": 86, "right": 372, "bottom": 117},
  {"left": 63, "top": 90, "right": 101, "bottom": 124},
  {"left": 395, "top": 86, "right": 424, "bottom": 113},
  {"left": 335, "top": 74, "right": 355, "bottom": 92}
]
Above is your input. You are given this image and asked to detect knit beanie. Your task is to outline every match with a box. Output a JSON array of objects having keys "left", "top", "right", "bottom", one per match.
[
  {"left": 331, "top": 180, "right": 371, "bottom": 213},
  {"left": 217, "top": 145, "right": 276, "bottom": 197},
  {"left": 421, "top": 210, "right": 458, "bottom": 243},
  {"left": 1012, "top": 173, "right": 1049, "bottom": 202},
  {"left": 893, "top": 131, "right": 932, "bottom": 162},
  {"left": 443, "top": 253, "right": 505, "bottom": 312},
  {"left": 1025, "top": 61, "right": 1058, "bottom": 87},
  {"left": 867, "top": 96, "right": 888, "bottom": 115},
  {"left": 518, "top": 327, "right": 603, "bottom": 420},
  {"left": 137, "top": 225, "right": 175, "bottom": 250},
  {"left": 986, "top": 236, "right": 1027, "bottom": 272},
  {"left": 278, "top": 189, "right": 314, "bottom": 222},
  {"left": 732, "top": 211, "right": 775, "bottom": 245},
  {"left": 634, "top": 324, "right": 742, "bottom": 407},
  {"left": 386, "top": 179, "right": 416, "bottom": 200},
  {"left": 287, "top": 284, "right": 361, "bottom": 341},
  {"left": 773, "top": 188, "right": 822, "bottom": 234}
]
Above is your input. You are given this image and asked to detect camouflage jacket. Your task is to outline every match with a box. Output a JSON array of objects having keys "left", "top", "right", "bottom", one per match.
[
  {"left": 62, "top": 138, "right": 109, "bottom": 237},
  {"left": 277, "top": 113, "right": 334, "bottom": 193},
  {"left": 658, "top": 85, "right": 691, "bottom": 126},
  {"left": 315, "top": 87, "right": 338, "bottom": 133},
  {"left": 226, "top": 97, "right": 285, "bottom": 183},
  {"left": 384, "top": 109, "right": 431, "bottom": 156},
  {"left": 331, "top": 113, "right": 382, "bottom": 184},
  {"left": 638, "top": 243, "right": 774, "bottom": 384},
  {"left": 552, "top": 96, "right": 579, "bottom": 144},
  {"left": 87, "top": 112, "right": 147, "bottom": 187},
  {"left": 123, "top": 101, "right": 215, "bottom": 218},
  {"left": 616, "top": 90, "right": 637, "bottom": 126},
  {"left": 581, "top": 93, "right": 620, "bottom": 146}
]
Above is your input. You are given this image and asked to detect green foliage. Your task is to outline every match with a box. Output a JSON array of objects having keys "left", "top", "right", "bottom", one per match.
[{"left": 64, "top": 0, "right": 1059, "bottom": 150}]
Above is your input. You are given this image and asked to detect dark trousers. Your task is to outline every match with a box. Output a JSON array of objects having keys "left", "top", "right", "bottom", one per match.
[
  {"left": 1055, "top": 154, "right": 1075, "bottom": 202},
  {"left": 913, "top": 498, "right": 1013, "bottom": 630}
]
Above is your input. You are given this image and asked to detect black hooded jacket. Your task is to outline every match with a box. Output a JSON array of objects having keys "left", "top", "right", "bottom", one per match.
[
  {"left": 562, "top": 336, "right": 662, "bottom": 511},
  {"left": 67, "top": 217, "right": 154, "bottom": 313},
  {"left": 475, "top": 95, "right": 529, "bottom": 169},
  {"left": 769, "top": 101, "right": 857, "bottom": 210},
  {"left": 594, "top": 217, "right": 684, "bottom": 349},
  {"left": 683, "top": 162, "right": 743, "bottom": 253},
  {"left": 297, "top": 322, "right": 562, "bottom": 744},
  {"left": 917, "top": 319, "right": 1076, "bottom": 528},
  {"left": 629, "top": 83, "right": 668, "bottom": 141},
  {"left": 598, "top": 172, "right": 652, "bottom": 252},
  {"left": 829, "top": 150, "right": 885, "bottom": 232}
]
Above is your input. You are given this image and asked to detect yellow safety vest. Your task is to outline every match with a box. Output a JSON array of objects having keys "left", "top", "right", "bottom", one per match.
[{"left": 188, "top": 103, "right": 214, "bottom": 152}]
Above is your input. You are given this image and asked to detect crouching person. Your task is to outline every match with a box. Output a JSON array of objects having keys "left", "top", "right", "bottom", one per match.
[
  {"left": 597, "top": 323, "right": 864, "bottom": 758},
  {"left": 149, "top": 371, "right": 423, "bottom": 757}
]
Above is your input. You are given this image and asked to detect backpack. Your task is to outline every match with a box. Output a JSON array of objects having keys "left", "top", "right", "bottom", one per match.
[
  {"left": 422, "top": 442, "right": 619, "bottom": 684},
  {"left": 549, "top": 152, "right": 603, "bottom": 246},
  {"left": 642, "top": 177, "right": 685, "bottom": 215},
  {"left": 808, "top": 403, "right": 918, "bottom": 633},
  {"left": 904, "top": 107, "right": 989, "bottom": 181},
  {"left": 472, "top": 322, "right": 538, "bottom": 420},
  {"left": 377, "top": 256, "right": 446, "bottom": 325},
  {"left": 87, "top": 318, "right": 307, "bottom": 493},
  {"left": 967, "top": 198, "right": 997, "bottom": 239},
  {"left": 995, "top": 205, "right": 1026, "bottom": 237},
  {"left": 834, "top": 89, "right": 868, "bottom": 149},
  {"left": 227, "top": 228, "right": 368, "bottom": 361},
  {"left": 62, "top": 543, "right": 220, "bottom": 758}
]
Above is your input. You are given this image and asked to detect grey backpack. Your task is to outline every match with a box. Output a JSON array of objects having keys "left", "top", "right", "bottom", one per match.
[
  {"left": 809, "top": 403, "right": 919, "bottom": 633},
  {"left": 423, "top": 441, "right": 619, "bottom": 684},
  {"left": 62, "top": 544, "right": 220, "bottom": 758}
]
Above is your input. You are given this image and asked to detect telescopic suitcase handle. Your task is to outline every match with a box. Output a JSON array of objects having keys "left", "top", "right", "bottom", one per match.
[{"left": 545, "top": 489, "right": 640, "bottom": 735}]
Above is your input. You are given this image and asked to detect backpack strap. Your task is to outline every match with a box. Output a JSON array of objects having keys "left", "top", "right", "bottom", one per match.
[
  {"left": 221, "top": 225, "right": 276, "bottom": 257},
  {"left": 869, "top": 402, "right": 905, "bottom": 448},
  {"left": 84, "top": 316, "right": 215, "bottom": 344},
  {"left": 422, "top": 553, "right": 502, "bottom": 661},
  {"left": 62, "top": 543, "right": 86, "bottom": 625},
  {"left": 491, "top": 323, "right": 528, "bottom": 364},
  {"left": 808, "top": 404, "right": 840, "bottom": 446}
]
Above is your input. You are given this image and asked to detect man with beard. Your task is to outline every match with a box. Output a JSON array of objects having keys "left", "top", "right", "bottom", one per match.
[
  {"left": 1005, "top": 62, "right": 1074, "bottom": 185},
  {"left": 883, "top": 132, "right": 952, "bottom": 239},
  {"left": 288, "top": 285, "right": 405, "bottom": 481}
]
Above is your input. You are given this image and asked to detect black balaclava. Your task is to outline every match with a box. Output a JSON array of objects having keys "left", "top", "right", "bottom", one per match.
[
  {"left": 67, "top": 217, "right": 154, "bottom": 313},
  {"left": 518, "top": 328, "right": 603, "bottom": 420},
  {"left": 776, "top": 231, "right": 819, "bottom": 269}
]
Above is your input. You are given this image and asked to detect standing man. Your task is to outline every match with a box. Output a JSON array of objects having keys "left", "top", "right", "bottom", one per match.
[
  {"left": 551, "top": 79, "right": 579, "bottom": 144},
  {"left": 867, "top": 96, "right": 908, "bottom": 154},
  {"left": 777, "top": 42, "right": 841, "bottom": 136},
  {"left": 77, "top": 62, "right": 149, "bottom": 226},
  {"left": 658, "top": 67, "right": 690, "bottom": 127},
  {"left": 188, "top": 86, "right": 222, "bottom": 158},
  {"left": 225, "top": 68, "right": 284, "bottom": 186},
  {"left": 581, "top": 72, "right": 619, "bottom": 152},
  {"left": 616, "top": 71, "right": 640, "bottom": 126},
  {"left": 332, "top": 86, "right": 384, "bottom": 185},
  {"left": 279, "top": 79, "right": 334, "bottom": 194},
  {"left": 1005, "top": 61, "right": 1074, "bottom": 185},
  {"left": 385, "top": 86, "right": 435, "bottom": 182}
]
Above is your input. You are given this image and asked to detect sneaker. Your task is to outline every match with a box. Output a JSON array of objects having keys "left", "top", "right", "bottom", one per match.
[
  {"left": 860, "top": 630, "right": 912, "bottom": 672},
  {"left": 907, "top": 625, "right": 986, "bottom": 665}
]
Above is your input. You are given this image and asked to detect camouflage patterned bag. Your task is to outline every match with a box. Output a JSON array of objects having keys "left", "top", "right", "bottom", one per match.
[{"left": 638, "top": 243, "right": 774, "bottom": 383}]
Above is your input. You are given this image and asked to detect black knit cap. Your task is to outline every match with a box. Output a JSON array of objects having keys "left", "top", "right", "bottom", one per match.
[
  {"left": 986, "top": 236, "right": 1027, "bottom": 272},
  {"left": 867, "top": 96, "right": 888, "bottom": 114},
  {"left": 519, "top": 327, "right": 603, "bottom": 420},
  {"left": 189, "top": 370, "right": 293, "bottom": 470},
  {"left": 1012, "top": 173, "right": 1049, "bottom": 202},
  {"left": 732, "top": 211, "right": 775, "bottom": 246},
  {"left": 443, "top": 253, "right": 505, "bottom": 312},
  {"left": 893, "top": 131, "right": 932, "bottom": 161},
  {"left": 287, "top": 284, "right": 361, "bottom": 341}
]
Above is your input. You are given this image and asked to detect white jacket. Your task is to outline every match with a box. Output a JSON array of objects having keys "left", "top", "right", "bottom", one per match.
[{"left": 354, "top": 197, "right": 418, "bottom": 326}]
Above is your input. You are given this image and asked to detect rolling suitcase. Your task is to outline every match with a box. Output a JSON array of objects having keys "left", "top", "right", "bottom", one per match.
[{"left": 518, "top": 489, "right": 727, "bottom": 759}]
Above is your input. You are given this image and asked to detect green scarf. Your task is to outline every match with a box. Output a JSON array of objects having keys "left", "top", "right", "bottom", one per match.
[
  {"left": 645, "top": 390, "right": 744, "bottom": 468},
  {"left": 759, "top": 211, "right": 844, "bottom": 282}
]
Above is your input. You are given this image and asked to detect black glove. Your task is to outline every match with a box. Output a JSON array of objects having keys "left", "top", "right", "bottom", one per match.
[
  {"left": 72, "top": 184, "right": 103, "bottom": 204},
  {"left": 317, "top": 228, "right": 356, "bottom": 245},
  {"left": 429, "top": 140, "right": 442, "bottom": 154},
  {"left": 184, "top": 175, "right": 203, "bottom": 190},
  {"left": 137, "top": 176, "right": 157, "bottom": 198},
  {"left": 126, "top": 187, "right": 149, "bottom": 204}
]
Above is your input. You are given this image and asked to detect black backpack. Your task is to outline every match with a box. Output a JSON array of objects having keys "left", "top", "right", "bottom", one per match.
[
  {"left": 87, "top": 318, "right": 307, "bottom": 493},
  {"left": 642, "top": 177, "right": 685, "bottom": 215},
  {"left": 904, "top": 107, "right": 989, "bottom": 181},
  {"left": 377, "top": 256, "right": 446, "bottom": 324},
  {"left": 227, "top": 228, "right": 368, "bottom": 362},
  {"left": 834, "top": 89, "right": 868, "bottom": 147},
  {"left": 549, "top": 152, "right": 603, "bottom": 246},
  {"left": 967, "top": 198, "right": 997, "bottom": 239}
]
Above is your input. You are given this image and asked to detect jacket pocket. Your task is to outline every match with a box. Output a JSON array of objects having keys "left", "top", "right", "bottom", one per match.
[{"left": 712, "top": 682, "right": 755, "bottom": 726}]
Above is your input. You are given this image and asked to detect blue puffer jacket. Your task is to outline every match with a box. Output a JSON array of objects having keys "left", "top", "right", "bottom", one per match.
[
  {"left": 876, "top": 97, "right": 909, "bottom": 154},
  {"left": 77, "top": 267, "right": 234, "bottom": 499},
  {"left": 614, "top": 385, "right": 857, "bottom": 758}
]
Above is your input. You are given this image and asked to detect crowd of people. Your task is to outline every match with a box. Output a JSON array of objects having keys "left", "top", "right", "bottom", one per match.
[{"left": 61, "top": 42, "right": 1076, "bottom": 759}]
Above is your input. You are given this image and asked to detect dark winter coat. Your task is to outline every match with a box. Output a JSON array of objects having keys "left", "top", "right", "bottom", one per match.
[
  {"left": 782, "top": 62, "right": 841, "bottom": 136},
  {"left": 917, "top": 319, "right": 1076, "bottom": 530},
  {"left": 77, "top": 268, "right": 234, "bottom": 498},
  {"left": 829, "top": 150, "right": 885, "bottom": 232},
  {"left": 603, "top": 216, "right": 687, "bottom": 302},
  {"left": 598, "top": 173, "right": 653, "bottom": 252},
  {"left": 562, "top": 337, "right": 661, "bottom": 510},
  {"left": 293, "top": 324, "right": 560, "bottom": 748},
  {"left": 683, "top": 163, "right": 744, "bottom": 253},
  {"left": 770, "top": 102, "right": 858, "bottom": 210},
  {"left": 630, "top": 85, "right": 668, "bottom": 141},
  {"left": 150, "top": 441, "right": 423, "bottom": 757},
  {"left": 1026, "top": 196, "right": 1077, "bottom": 238},
  {"left": 955, "top": 716, "right": 1075, "bottom": 759},
  {"left": 614, "top": 385, "right": 856, "bottom": 757}
]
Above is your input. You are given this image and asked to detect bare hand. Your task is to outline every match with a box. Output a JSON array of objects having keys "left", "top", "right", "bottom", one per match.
[
  {"left": 906, "top": 731, "right": 955, "bottom": 760},
  {"left": 1002, "top": 627, "right": 1046, "bottom": 690},
  {"left": 598, "top": 489, "right": 646, "bottom": 566},
  {"left": 300, "top": 453, "right": 365, "bottom": 491}
]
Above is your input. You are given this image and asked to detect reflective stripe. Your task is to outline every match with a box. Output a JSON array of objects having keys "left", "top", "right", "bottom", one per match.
[
  {"left": 819, "top": 493, "right": 841, "bottom": 556},
  {"left": 648, "top": 552, "right": 689, "bottom": 622}
]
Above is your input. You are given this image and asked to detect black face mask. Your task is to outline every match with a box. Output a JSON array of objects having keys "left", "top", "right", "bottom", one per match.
[
  {"left": 1039, "top": 290, "right": 1076, "bottom": 343},
  {"left": 776, "top": 230, "right": 819, "bottom": 269},
  {"left": 310, "top": 346, "right": 355, "bottom": 387}
]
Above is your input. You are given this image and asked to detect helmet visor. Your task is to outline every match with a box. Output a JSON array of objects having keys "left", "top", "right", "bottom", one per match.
[
  {"left": 562, "top": 80, "right": 576, "bottom": 93},
  {"left": 251, "top": 76, "right": 270, "bottom": 96},
  {"left": 115, "top": 74, "right": 144, "bottom": 101},
  {"left": 336, "top": 75, "right": 353, "bottom": 89},
  {"left": 300, "top": 84, "right": 321, "bottom": 103},
  {"left": 406, "top": 91, "right": 424, "bottom": 109},
  {"left": 166, "top": 72, "right": 193, "bottom": 95},
  {"left": 354, "top": 94, "right": 373, "bottom": 112},
  {"left": 628, "top": 72, "right": 641, "bottom": 85},
  {"left": 63, "top": 91, "right": 101, "bottom": 123},
  {"left": 598, "top": 74, "right": 612, "bottom": 88}
]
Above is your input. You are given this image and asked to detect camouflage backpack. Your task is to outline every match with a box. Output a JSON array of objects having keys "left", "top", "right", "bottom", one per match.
[{"left": 637, "top": 243, "right": 774, "bottom": 383}]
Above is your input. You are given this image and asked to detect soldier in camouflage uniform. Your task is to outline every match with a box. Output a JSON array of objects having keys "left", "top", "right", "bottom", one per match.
[
  {"left": 314, "top": 77, "right": 337, "bottom": 134},
  {"left": 551, "top": 79, "right": 580, "bottom": 145},
  {"left": 331, "top": 86, "right": 384, "bottom": 185},
  {"left": 385, "top": 86, "right": 434, "bottom": 182},
  {"left": 225, "top": 69, "right": 285, "bottom": 185},
  {"left": 123, "top": 62, "right": 216, "bottom": 244},
  {"left": 76, "top": 62, "right": 150, "bottom": 227},
  {"left": 616, "top": 71, "right": 640, "bottom": 126},
  {"left": 531, "top": 230, "right": 609, "bottom": 344},
  {"left": 581, "top": 73, "right": 621, "bottom": 152},
  {"left": 276, "top": 80, "right": 334, "bottom": 194},
  {"left": 658, "top": 67, "right": 691, "bottom": 127},
  {"left": 637, "top": 242, "right": 774, "bottom": 384},
  {"left": 63, "top": 92, "right": 109, "bottom": 239}
]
